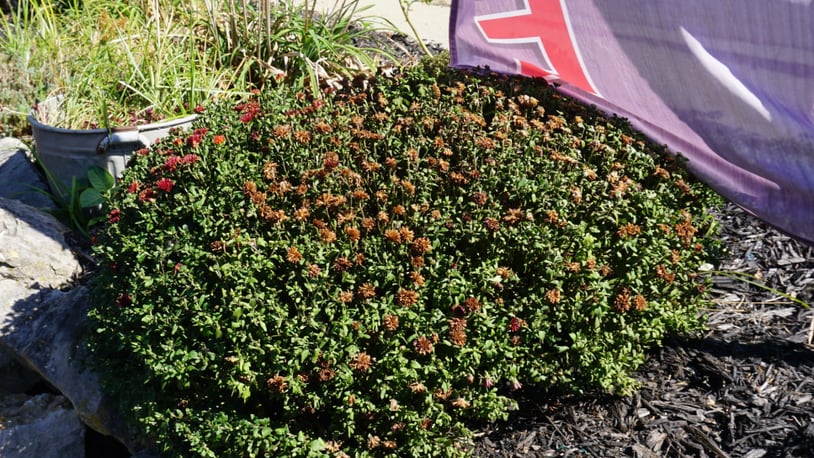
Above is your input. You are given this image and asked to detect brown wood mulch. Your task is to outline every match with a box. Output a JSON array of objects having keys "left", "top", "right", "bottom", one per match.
[{"left": 470, "top": 201, "right": 814, "bottom": 458}]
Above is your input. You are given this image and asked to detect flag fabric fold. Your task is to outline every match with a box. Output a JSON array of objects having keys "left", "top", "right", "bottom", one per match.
[{"left": 450, "top": 0, "right": 814, "bottom": 244}]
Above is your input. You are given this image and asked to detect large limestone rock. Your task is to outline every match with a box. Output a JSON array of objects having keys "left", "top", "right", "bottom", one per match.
[
  {"left": 0, "top": 392, "right": 86, "bottom": 457},
  {"left": 0, "top": 197, "right": 155, "bottom": 455}
]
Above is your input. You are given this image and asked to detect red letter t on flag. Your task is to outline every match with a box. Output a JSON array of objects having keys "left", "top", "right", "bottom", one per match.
[{"left": 476, "top": 0, "right": 599, "bottom": 96}]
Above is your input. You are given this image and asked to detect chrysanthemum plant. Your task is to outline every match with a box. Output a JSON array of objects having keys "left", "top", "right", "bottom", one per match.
[{"left": 88, "top": 54, "right": 721, "bottom": 457}]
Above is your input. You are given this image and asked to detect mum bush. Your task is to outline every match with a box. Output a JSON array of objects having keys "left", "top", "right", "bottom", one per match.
[{"left": 88, "top": 55, "right": 721, "bottom": 457}]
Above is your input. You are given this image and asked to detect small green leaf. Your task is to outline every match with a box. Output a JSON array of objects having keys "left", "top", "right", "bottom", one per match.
[
  {"left": 79, "top": 188, "right": 104, "bottom": 209},
  {"left": 87, "top": 166, "right": 115, "bottom": 192}
]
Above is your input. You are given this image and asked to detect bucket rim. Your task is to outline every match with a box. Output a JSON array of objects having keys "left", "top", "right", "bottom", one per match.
[{"left": 27, "top": 96, "right": 199, "bottom": 134}]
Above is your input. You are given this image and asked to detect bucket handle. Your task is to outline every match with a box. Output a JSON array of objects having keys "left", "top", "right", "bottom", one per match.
[{"left": 96, "top": 127, "right": 150, "bottom": 154}]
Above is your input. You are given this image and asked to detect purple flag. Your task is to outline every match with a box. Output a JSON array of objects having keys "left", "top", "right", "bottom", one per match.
[{"left": 450, "top": 0, "right": 814, "bottom": 244}]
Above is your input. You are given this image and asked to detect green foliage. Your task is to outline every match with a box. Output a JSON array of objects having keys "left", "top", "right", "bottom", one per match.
[
  {"left": 88, "top": 56, "right": 721, "bottom": 457},
  {"left": 32, "top": 163, "right": 115, "bottom": 237}
]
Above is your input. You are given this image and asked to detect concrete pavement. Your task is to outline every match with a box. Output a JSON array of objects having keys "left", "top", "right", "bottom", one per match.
[{"left": 307, "top": 0, "right": 451, "bottom": 47}]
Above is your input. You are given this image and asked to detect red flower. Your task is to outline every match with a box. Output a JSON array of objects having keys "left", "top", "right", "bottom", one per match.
[
  {"left": 163, "top": 155, "right": 182, "bottom": 171},
  {"left": 236, "top": 102, "right": 261, "bottom": 123},
  {"left": 138, "top": 188, "right": 157, "bottom": 203},
  {"left": 213, "top": 135, "right": 226, "bottom": 145},
  {"left": 186, "top": 133, "right": 203, "bottom": 147},
  {"left": 126, "top": 181, "right": 140, "bottom": 193},
  {"left": 108, "top": 208, "right": 121, "bottom": 224},
  {"left": 115, "top": 293, "right": 132, "bottom": 308},
  {"left": 194, "top": 104, "right": 205, "bottom": 114},
  {"left": 509, "top": 317, "right": 527, "bottom": 332},
  {"left": 157, "top": 178, "right": 174, "bottom": 192},
  {"left": 180, "top": 154, "right": 200, "bottom": 165}
]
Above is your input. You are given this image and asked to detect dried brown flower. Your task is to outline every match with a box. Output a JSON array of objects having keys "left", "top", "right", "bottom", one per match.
[
  {"left": 242, "top": 180, "right": 258, "bottom": 196},
  {"left": 272, "top": 125, "right": 291, "bottom": 139},
  {"left": 496, "top": 266, "right": 512, "bottom": 279},
  {"left": 399, "top": 226, "right": 414, "bottom": 243},
  {"left": 411, "top": 237, "right": 431, "bottom": 255},
  {"left": 653, "top": 166, "right": 671, "bottom": 179},
  {"left": 451, "top": 398, "right": 471, "bottom": 409},
  {"left": 396, "top": 289, "right": 419, "bottom": 307},
  {"left": 634, "top": 295, "right": 647, "bottom": 311},
  {"left": 344, "top": 226, "right": 361, "bottom": 242},
  {"left": 546, "top": 289, "right": 561, "bottom": 304},
  {"left": 614, "top": 288, "right": 631, "bottom": 313},
  {"left": 320, "top": 228, "right": 337, "bottom": 244},
  {"left": 617, "top": 223, "right": 641, "bottom": 238},
  {"left": 293, "top": 207, "right": 310, "bottom": 221},
  {"left": 599, "top": 265, "right": 612, "bottom": 277},
  {"left": 322, "top": 151, "right": 340, "bottom": 170},
  {"left": 408, "top": 381, "right": 427, "bottom": 393},
  {"left": 349, "top": 352, "right": 372, "bottom": 372},
  {"left": 357, "top": 283, "right": 376, "bottom": 300},
  {"left": 464, "top": 297, "right": 481, "bottom": 313},
  {"left": 293, "top": 129, "right": 311, "bottom": 144},
  {"left": 333, "top": 256, "right": 353, "bottom": 272},
  {"left": 656, "top": 264, "right": 675, "bottom": 283},
  {"left": 338, "top": 291, "right": 354, "bottom": 303},
  {"left": 413, "top": 336, "right": 434, "bottom": 355},
  {"left": 411, "top": 256, "right": 425, "bottom": 269},
  {"left": 484, "top": 217, "right": 500, "bottom": 232},
  {"left": 450, "top": 328, "right": 467, "bottom": 347},
  {"left": 318, "top": 367, "right": 335, "bottom": 382},
  {"left": 409, "top": 271, "right": 425, "bottom": 287},
  {"left": 286, "top": 247, "right": 303, "bottom": 263},
  {"left": 384, "top": 229, "right": 401, "bottom": 243},
  {"left": 266, "top": 375, "right": 287, "bottom": 393},
  {"left": 383, "top": 314, "right": 399, "bottom": 331},
  {"left": 366, "top": 436, "right": 381, "bottom": 449},
  {"left": 471, "top": 191, "right": 488, "bottom": 206},
  {"left": 308, "top": 263, "right": 321, "bottom": 278},
  {"left": 361, "top": 217, "right": 376, "bottom": 231}
]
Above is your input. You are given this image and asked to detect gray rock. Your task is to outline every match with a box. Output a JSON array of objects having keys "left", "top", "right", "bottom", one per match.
[
  {"left": 0, "top": 197, "right": 154, "bottom": 455},
  {"left": 0, "top": 137, "right": 54, "bottom": 209},
  {"left": 0, "top": 346, "right": 44, "bottom": 396},
  {"left": 0, "top": 196, "right": 80, "bottom": 295},
  {"left": 0, "top": 392, "right": 85, "bottom": 458}
]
